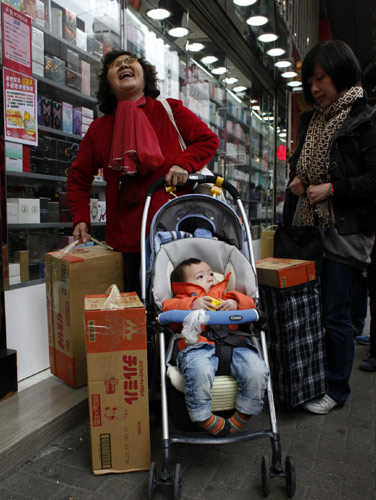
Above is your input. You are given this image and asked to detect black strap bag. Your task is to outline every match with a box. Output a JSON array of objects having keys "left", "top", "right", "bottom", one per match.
[{"left": 273, "top": 225, "right": 325, "bottom": 275}]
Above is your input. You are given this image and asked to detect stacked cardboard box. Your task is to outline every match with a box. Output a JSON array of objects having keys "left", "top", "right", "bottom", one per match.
[
  {"left": 45, "top": 246, "right": 124, "bottom": 388},
  {"left": 85, "top": 291, "right": 150, "bottom": 474},
  {"left": 256, "top": 257, "right": 316, "bottom": 288}
]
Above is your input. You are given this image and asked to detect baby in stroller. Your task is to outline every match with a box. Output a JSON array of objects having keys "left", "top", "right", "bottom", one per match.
[{"left": 163, "top": 257, "right": 269, "bottom": 437}]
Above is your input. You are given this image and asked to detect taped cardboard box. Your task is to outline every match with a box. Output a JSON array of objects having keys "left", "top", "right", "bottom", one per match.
[
  {"left": 256, "top": 257, "right": 316, "bottom": 288},
  {"left": 45, "top": 245, "right": 123, "bottom": 388},
  {"left": 85, "top": 290, "right": 150, "bottom": 475}
]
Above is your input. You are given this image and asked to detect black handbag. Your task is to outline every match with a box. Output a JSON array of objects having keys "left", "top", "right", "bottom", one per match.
[{"left": 273, "top": 225, "right": 325, "bottom": 275}]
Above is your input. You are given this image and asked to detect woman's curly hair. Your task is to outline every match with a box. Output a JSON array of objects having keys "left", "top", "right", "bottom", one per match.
[{"left": 96, "top": 50, "right": 160, "bottom": 114}]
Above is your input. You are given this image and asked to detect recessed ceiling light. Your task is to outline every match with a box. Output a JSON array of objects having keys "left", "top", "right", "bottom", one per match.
[
  {"left": 287, "top": 80, "right": 302, "bottom": 87},
  {"left": 232, "top": 85, "right": 247, "bottom": 92},
  {"left": 201, "top": 55, "right": 218, "bottom": 65},
  {"left": 267, "top": 48, "right": 285, "bottom": 57},
  {"left": 211, "top": 67, "right": 228, "bottom": 75},
  {"left": 146, "top": 8, "right": 171, "bottom": 20},
  {"left": 258, "top": 33, "right": 278, "bottom": 43},
  {"left": 274, "top": 60, "right": 292, "bottom": 68},
  {"left": 252, "top": 105, "right": 260, "bottom": 110},
  {"left": 279, "top": 132, "right": 287, "bottom": 137},
  {"left": 187, "top": 42, "right": 205, "bottom": 52},
  {"left": 167, "top": 27, "right": 189, "bottom": 37},
  {"left": 223, "top": 77, "right": 239, "bottom": 84},
  {"left": 281, "top": 71, "right": 298, "bottom": 78},
  {"left": 233, "top": 0, "right": 257, "bottom": 5},
  {"left": 246, "top": 15, "right": 268, "bottom": 26}
]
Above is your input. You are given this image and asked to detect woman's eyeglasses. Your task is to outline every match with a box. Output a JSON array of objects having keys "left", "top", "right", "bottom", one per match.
[{"left": 108, "top": 56, "right": 138, "bottom": 69}]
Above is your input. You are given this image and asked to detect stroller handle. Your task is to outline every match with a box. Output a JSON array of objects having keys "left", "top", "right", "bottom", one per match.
[
  {"left": 146, "top": 174, "right": 241, "bottom": 200},
  {"left": 158, "top": 308, "right": 259, "bottom": 326}
]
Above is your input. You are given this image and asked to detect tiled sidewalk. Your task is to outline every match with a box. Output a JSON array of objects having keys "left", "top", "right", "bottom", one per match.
[{"left": 0, "top": 344, "right": 374, "bottom": 500}]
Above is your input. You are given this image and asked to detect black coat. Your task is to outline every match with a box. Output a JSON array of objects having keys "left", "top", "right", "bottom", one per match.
[{"left": 284, "top": 94, "right": 376, "bottom": 235}]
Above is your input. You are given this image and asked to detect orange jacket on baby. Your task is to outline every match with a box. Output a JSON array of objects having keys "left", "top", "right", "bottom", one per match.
[{"left": 162, "top": 272, "right": 256, "bottom": 350}]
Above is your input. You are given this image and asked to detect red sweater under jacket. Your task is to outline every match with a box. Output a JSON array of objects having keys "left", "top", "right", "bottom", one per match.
[{"left": 66, "top": 97, "right": 219, "bottom": 253}]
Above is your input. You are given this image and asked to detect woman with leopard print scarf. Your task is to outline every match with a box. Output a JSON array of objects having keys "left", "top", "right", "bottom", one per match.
[{"left": 287, "top": 40, "right": 376, "bottom": 415}]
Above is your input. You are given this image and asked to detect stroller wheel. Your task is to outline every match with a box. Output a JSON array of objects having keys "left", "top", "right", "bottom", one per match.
[
  {"left": 285, "top": 456, "right": 296, "bottom": 498},
  {"left": 148, "top": 462, "right": 157, "bottom": 500},
  {"left": 261, "top": 455, "right": 271, "bottom": 497},
  {"left": 173, "top": 463, "right": 182, "bottom": 500}
]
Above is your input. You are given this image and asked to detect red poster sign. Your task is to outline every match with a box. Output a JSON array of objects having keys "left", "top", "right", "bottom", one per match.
[
  {"left": 1, "top": 3, "right": 32, "bottom": 76},
  {"left": 3, "top": 68, "right": 38, "bottom": 146}
]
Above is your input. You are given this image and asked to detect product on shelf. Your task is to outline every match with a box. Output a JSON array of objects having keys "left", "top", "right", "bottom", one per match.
[
  {"left": 76, "top": 28, "right": 87, "bottom": 51},
  {"left": 65, "top": 67, "right": 82, "bottom": 92},
  {"left": 53, "top": 57, "right": 66, "bottom": 85},
  {"left": 44, "top": 55, "right": 54, "bottom": 80},
  {"left": 39, "top": 197, "right": 49, "bottom": 222},
  {"left": 62, "top": 102, "right": 73, "bottom": 133},
  {"left": 90, "top": 199, "right": 99, "bottom": 222},
  {"left": 7, "top": 198, "right": 40, "bottom": 224},
  {"left": 51, "top": 6, "right": 63, "bottom": 38},
  {"left": 47, "top": 201, "right": 59, "bottom": 222},
  {"left": 62, "top": 8, "right": 77, "bottom": 44},
  {"left": 87, "top": 36, "right": 103, "bottom": 59},
  {"left": 5, "top": 142, "right": 23, "bottom": 172},
  {"left": 9, "top": 263, "right": 21, "bottom": 286},
  {"left": 52, "top": 101, "right": 62, "bottom": 130},
  {"left": 14, "top": 250, "right": 29, "bottom": 282},
  {"left": 7, "top": 202, "right": 17, "bottom": 224},
  {"left": 72, "top": 107, "right": 82, "bottom": 135},
  {"left": 98, "top": 201, "right": 106, "bottom": 222},
  {"left": 31, "top": 26, "right": 44, "bottom": 77},
  {"left": 81, "top": 60, "right": 91, "bottom": 96}
]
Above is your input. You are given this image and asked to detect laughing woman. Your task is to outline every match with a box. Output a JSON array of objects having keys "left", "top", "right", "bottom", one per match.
[
  {"left": 66, "top": 50, "right": 219, "bottom": 294},
  {"left": 286, "top": 40, "right": 376, "bottom": 414}
]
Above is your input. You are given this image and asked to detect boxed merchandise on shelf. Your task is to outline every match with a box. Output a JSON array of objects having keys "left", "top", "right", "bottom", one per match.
[
  {"left": 47, "top": 201, "right": 59, "bottom": 222},
  {"left": 53, "top": 57, "right": 66, "bottom": 85},
  {"left": 52, "top": 101, "right": 62, "bottom": 130},
  {"left": 65, "top": 67, "right": 82, "bottom": 92},
  {"left": 98, "top": 201, "right": 106, "bottom": 222},
  {"left": 51, "top": 6, "right": 63, "bottom": 37},
  {"left": 7, "top": 202, "right": 17, "bottom": 224},
  {"left": 66, "top": 48, "right": 80, "bottom": 72},
  {"left": 90, "top": 199, "right": 99, "bottom": 222},
  {"left": 87, "top": 37, "right": 103, "bottom": 58},
  {"left": 39, "top": 197, "right": 49, "bottom": 222},
  {"left": 45, "top": 245, "right": 124, "bottom": 388},
  {"left": 62, "top": 102, "right": 73, "bottom": 134},
  {"left": 5, "top": 142, "right": 22, "bottom": 172},
  {"left": 9, "top": 263, "right": 21, "bottom": 286},
  {"left": 44, "top": 55, "right": 54, "bottom": 80},
  {"left": 76, "top": 28, "right": 87, "bottom": 51},
  {"left": 63, "top": 8, "right": 77, "bottom": 44},
  {"left": 7, "top": 198, "right": 40, "bottom": 224},
  {"left": 84, "top": 290, "right": 150, "bottom": 474},
  {"left": 81, "top": 60, "right": 91, "bottom": 96},
  {"left": 14, "top": 250, "right": 29, "bottom": 282}
]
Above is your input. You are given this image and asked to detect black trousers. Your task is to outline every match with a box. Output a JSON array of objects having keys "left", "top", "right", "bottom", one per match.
[{"left": 123, "top": 252, "right": 141, "bottom": 297}]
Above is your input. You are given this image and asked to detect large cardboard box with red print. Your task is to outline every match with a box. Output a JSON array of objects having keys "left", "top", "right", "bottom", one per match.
[
  {"left": 84, "top": 290, "right": 150, "bottom": 475},
  {"left": 45, "top": 245, "right": 124, "bottom": 388}
]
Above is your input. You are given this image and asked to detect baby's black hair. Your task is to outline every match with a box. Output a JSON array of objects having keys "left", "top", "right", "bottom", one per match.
[{"left": 170, "top": 258, "right": 202, "bottom": 284}]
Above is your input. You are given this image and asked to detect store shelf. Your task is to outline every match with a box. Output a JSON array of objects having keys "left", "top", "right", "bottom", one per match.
[
  {"left": 32, "top": 22, "right": 101, "bottom": 65},
  {"left": 38, "top": 125, "right": 82, "bottom": 141},
  {"left": 5, "top": 171, "right": 106, "bottom": 187},
  {"left": 34, "top": 75, "right": 97, "bottom": 106},
  {"left": 8, "top": 222, "right": 106, "bottom": 230}
]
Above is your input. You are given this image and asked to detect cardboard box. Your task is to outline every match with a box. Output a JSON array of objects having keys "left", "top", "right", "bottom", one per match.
[
  {"left": 14, "top": 250, "right": 29, "bottom": 282},
  {"left": 85, "top": 291, "right": 150, "bottom": 474},
  {"left": 45, "top": 246, "right": 124, "bottom": 388},
  {"left": 256, "top": 257, "right": 316, "bottom": 288}
]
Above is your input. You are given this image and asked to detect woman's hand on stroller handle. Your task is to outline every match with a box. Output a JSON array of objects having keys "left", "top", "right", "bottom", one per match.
[{"left": 158, "top": 308, "right": 259, "bottom": 326}]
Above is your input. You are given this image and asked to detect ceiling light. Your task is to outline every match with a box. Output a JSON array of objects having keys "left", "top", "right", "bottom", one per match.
[
  {"left": 252, "top": 105, "right": 260, "bottom": 110},
  {"left": 187, "top": 42, "right": 204, "bottom": 52},
  {"left": 146, "top": 8, "right": 171, "bottom": 20},
  {"left": 267, "top": 48, "right": 285, "bottom": 57},
  {"left": 223, "top": 77, "right": 239, "bottom": 84},
  {"left": 233, "top": 0, "right": 257, "bottom": 5},
  {"left": 201, "top": 55, "right": 218, "bottom": 65},
  {"left": 232, "top": 85, "right": 247, "bottom": 92},
  {"left": 246, "top": 15, "right": 268, "bottom": 26},
  {"left": 274, "top": 60, "right": 292, "bottom": 68},
  {"left": 211, "top": 67, "right": 228, "bottom": 75},
  {"left": 281, "top": 71, "right": 298, "bottom": 78},
  {"left": 287, "top": 80, "right": 302, "bottom": 87},
  {"left": 168, "top": 27, "right": 189, "bottom": 37},
  {"left": 258, "top": 33, "right": 278, "bottom": 43},
  {"left": 279, "top": 132, "right": 287, "bottom": 137}
]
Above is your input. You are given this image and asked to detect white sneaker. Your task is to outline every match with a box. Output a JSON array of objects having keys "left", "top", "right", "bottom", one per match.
[{"left": 303, "top": 394, "right": 338, "bottom": 415}]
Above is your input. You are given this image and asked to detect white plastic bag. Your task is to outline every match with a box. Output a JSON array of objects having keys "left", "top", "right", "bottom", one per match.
[{"left": 181, "top": 310, "right": 210, "bottom": 345}]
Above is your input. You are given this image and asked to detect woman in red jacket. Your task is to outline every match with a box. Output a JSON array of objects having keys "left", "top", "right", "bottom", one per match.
[{"left": 67, "top": 50, "right": 219, "bottom": 294}]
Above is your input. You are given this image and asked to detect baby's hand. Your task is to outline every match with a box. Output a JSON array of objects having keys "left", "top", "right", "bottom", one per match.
[
  {"left": 217, "top": 299, "right": 238, "bottom": 311},
  {"left": 192, "top": 296, "right": 215, "bottom": 311}
]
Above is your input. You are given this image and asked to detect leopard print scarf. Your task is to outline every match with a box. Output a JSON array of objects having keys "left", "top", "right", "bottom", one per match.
[{"left": 296, "top": 86, "right": 364, "bottom": 231}]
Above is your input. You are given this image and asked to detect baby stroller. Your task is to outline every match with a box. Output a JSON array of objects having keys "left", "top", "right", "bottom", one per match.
[{"left": 141, "top": 173, "right": 296, "bottom": 499}]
